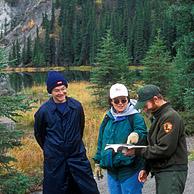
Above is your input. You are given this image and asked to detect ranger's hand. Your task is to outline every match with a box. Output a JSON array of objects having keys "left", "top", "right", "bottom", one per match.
[
  {"left": 94, "top": 163, "right": 103, "bottom": 180},
  {"left": 124, "top": 148, "right": 135, "bottom": 156},
  {"left": 127, "top": 132, "right": 139, "bottom": 144}
]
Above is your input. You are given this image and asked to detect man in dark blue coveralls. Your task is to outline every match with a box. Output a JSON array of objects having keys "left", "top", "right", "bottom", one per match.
[{"left": 34, "top": 71, "right": 99, "bottom": 194}]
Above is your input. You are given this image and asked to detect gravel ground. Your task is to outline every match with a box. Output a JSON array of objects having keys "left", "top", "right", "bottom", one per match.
[
  {"left": 33, "top": 162, "right": 194, "bottom": 194},
  {"left": 96, "top": 160, "right": 194, "bottom": 194},
  {"left": 32, "top": 136, "right": 194, "bottom": 194}
]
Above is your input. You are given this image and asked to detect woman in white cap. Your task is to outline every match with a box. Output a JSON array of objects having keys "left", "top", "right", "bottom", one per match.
[{"left": 93, "top": 83, "right": 147, "bottom": 194}]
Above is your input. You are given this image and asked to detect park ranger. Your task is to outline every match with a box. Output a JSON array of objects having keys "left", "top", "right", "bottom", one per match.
[{"left": 125, "top": 84, "right": 188, "bottom": 194}]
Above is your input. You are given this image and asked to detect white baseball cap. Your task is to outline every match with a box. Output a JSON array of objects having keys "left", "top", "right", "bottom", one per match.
[{"left": 109, "top": 83, "right": 128, "bottom": 99}]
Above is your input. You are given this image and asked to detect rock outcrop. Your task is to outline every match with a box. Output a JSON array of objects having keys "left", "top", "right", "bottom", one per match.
[
  {"left": 0, "top": 73, "right": 14, "bottom": 95},
  {"left": 0, "top": 0, "right": 51, "bottom": 48}
]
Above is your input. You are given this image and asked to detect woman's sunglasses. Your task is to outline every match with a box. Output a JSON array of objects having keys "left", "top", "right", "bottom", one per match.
[{"left": 112, "top": 98, "right": 128, "bottom": 105}]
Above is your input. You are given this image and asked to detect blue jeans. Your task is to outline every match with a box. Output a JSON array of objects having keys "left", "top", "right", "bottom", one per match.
[{"left": 107, "top": 171, "right": 143, "bottom": 194}]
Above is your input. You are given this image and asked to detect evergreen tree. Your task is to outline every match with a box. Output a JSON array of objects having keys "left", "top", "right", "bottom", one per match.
[
  {"left": 50, "top": 37, "right": 56, "bottom": 66},
  {"left": 78, "top": 3, "right": 90, "bottom": 66},
  {"left": 57, "top": 24, "right": 65, "bottom": 65},
  {"left": 72, "top": 8, "right": 82, "bottom": 65},
  {"left": 42, "top": 13, "right": 50, "bottom": 30},
  {"left": 162, "top": 13, "right": 176, "bottom": 56},
  {"left": 169, "top": 32, "right": 194, "bottom": 135},
  {"left": 58, "top": 0, "right": 75, "bottom": 65},
  {"left": 0, "top": 24, "right": 3, "bottom": 39},
  {"left": 21, "top": 38, "right": 27, "bottom": 65},
  {"left": 63, "top": 2, "right": 75, "bottom": 65},
  {"left": 167, "top": 1, "right": 194, "bottom": 111},
  {"left": 11, "top": 42, "right": 17, "bottom": 66},
  {"left": 15, "top": 39, "right": 21, "bottom": 66},
  {"left": 169, "top": 33, "right": 194, "bottom": 110},
  {"left": 0, "top": 47, "right": 8, "bottom": 67},
  {"left": 0, "top": 94, "right": 34, "bottom": 192},
  {"left": 25, "top": 36, "right": 32, "bottom": 66},
  {"left": 32, "top": 28, "right": 44, "bottom": 66},
  {"left": 88, "top": 1, "right": 98, "bottom": 65},
  {"left": 126, "top": 0, "right": 136, "bottom": 62},
  {"left": 142, "top": 30, "right": 171, "bottom": 96},
  {"left": 182, "top": 34, "right": 194, "bottom": 113},
  {"left": 150, "top": 0, "right": 165, "bottom": 43},
  {"left": 44, "top": 23, "right": 51, "bottom": 66},
  {"left": 143, "top": 0, "right": 152, "bottom": 50},
  {"left": 90, "top": 30, "right": 129, "bottom": 107},
  {"left": 0, "top": 48, "right": 33, "bottom": 193},
  {"left": 58, "top": 0, "right": 65, "bottom": 27},
  {"left": 4, "top": 18, "right": 8, "bottom": 35},
  {"left": 133, "top": 0, "right": 146, "bottom": 64},
  {"left": 50, "top": 2, "right": 55, "bottom": 33},
  {"left": 55, "top": 0, "right": 61, "bottom": 8}
]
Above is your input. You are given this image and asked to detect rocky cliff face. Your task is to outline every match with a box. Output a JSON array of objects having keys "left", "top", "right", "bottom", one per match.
[
  {"left": 0, "top": 74, "right": 14, "bottom": 95},
  {"left": 0, "top": 1, "right": 11, "bottom": 27},
  {"left": 0, "top": 0, "right": 51, "bottom": 48}
]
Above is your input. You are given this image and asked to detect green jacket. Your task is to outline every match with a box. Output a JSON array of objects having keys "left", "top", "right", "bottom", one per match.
[
  {"left": 136, "top": 102, "right": 188, "bottom": 173},
  {"left": 93, "top": 110, "right": 147, "bottom": 181}
]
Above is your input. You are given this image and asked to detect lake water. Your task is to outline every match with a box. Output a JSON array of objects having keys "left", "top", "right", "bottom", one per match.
[
  {"left": 6, "top": 70, "right": 90, "bottom": 93},
  {"left": 2, "top": 69, "right": 142, "bottom": 93}
]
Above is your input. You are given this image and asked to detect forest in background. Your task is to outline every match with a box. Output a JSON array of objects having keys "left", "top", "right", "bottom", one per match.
[{"left": 3, "top": 0, "right": 193, "bottom": 67}]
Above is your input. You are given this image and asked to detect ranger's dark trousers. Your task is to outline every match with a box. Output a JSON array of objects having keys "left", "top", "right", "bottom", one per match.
[{"left": 155, "top": 170, "right": 187, "bottom": 194}]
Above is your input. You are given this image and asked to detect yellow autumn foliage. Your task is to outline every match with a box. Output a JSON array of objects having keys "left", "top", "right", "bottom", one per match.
[{"left": 9, "top": 137, "right": 43, "bottom": 175}]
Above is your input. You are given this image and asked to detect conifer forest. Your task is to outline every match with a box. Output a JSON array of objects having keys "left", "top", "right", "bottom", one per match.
[{"left": 4, "top": 0, "right": 192, "bottom": 67}]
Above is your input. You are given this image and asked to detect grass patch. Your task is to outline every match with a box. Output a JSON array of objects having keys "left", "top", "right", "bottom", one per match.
[
  {"left": 128, "top": 65, "right": 144, "bottom": 70},
  {"left": 189, "top": 151, "right": 194, "bottom": 161},
  {"left": 9, "top": 137, "right": 43, "bottom": 176},
  {"left": 2, "top": 65, "right": 143, "bottom": 73},
  {"left": 1, "top": 66, "right": 92, "bottom": 73}
]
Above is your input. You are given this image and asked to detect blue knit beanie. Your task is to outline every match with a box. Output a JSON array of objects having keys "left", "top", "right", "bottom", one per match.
[{"left": 46, "top": 71, "right": 68, "bottom": 94}]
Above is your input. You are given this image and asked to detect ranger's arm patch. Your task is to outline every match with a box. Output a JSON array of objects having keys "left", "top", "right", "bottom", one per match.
[{"left": 163, "top": 122, "right": 173, "bottom": 133}]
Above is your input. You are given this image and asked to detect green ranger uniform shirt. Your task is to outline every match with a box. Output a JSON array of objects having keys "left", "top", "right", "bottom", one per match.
[{"left": 136, "top": 102, "right": 188, "bottom": 173}]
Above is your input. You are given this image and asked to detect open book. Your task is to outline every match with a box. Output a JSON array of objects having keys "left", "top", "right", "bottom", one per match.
[{"left": 104, "top": 144, "right": 147, "bottom": 153}]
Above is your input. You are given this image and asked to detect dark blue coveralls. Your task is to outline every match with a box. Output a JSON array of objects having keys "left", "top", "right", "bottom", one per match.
[{"left": 34, "top": 97, "right": 99, "bottom": 194}]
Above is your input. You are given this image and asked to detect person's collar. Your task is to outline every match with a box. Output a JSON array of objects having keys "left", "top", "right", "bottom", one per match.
[
  {"left": 66, "top": 97, "right": 77, "bottom": 109},
  {"left": 110, "top": 103, "right": 138, "bottom": 119},
  {"left": 152, "top": 102, "right": 171, "bottom": 118},
  {"left": 47, "top": 98, "right": 57, "bottom": 113}
]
